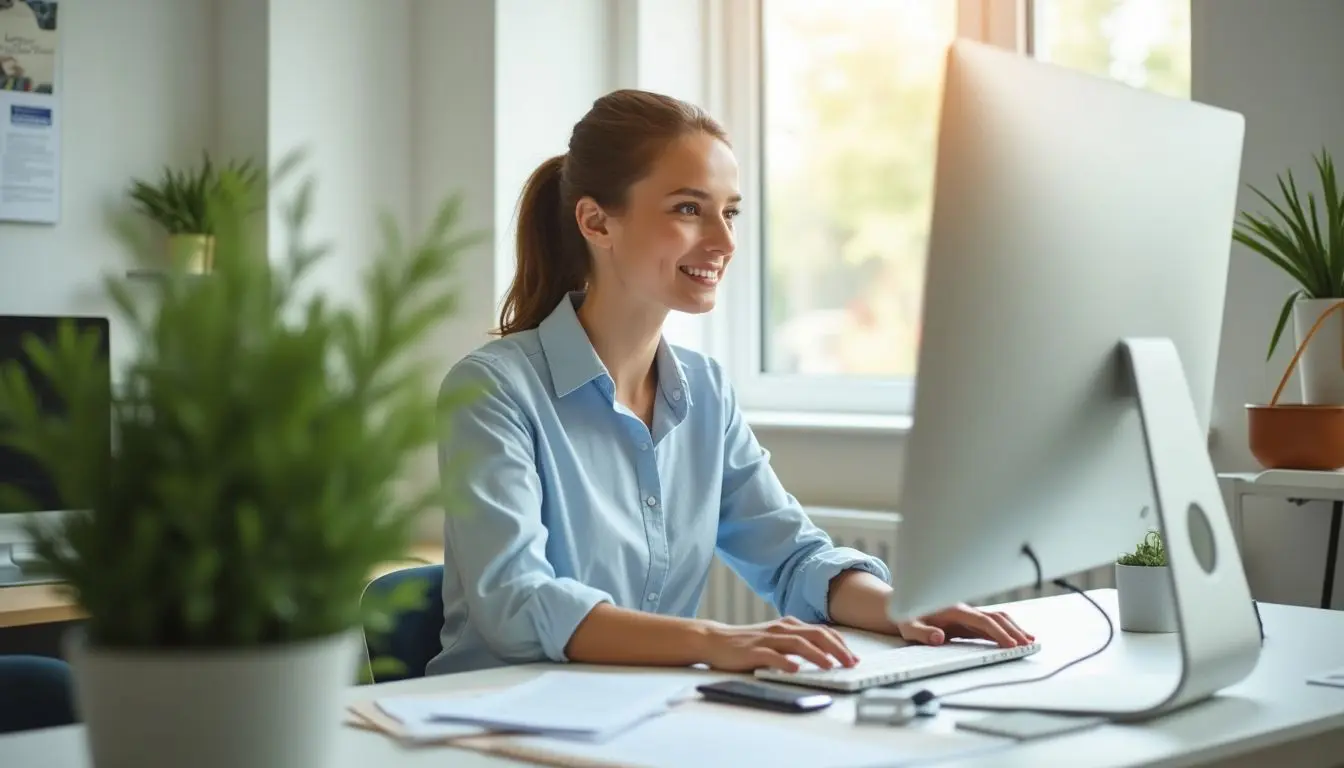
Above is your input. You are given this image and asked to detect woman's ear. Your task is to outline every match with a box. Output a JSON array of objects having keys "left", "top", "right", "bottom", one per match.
[{"left": 575, "top": 197, "right": 613, "bottom": 251}]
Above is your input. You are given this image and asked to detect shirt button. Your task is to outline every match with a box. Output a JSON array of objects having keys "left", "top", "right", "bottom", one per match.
[
  {"left": 639, "top": 443, "right": 649, "bottom": 451},
  {"left": 672, "top": 389, "right": 683, "bottom": 401},
  {"left": 647, "top": 593, "right": 659, "bottom": 602},
  {"left": 645, "top": 495, "right": 658, "bottom": 507}
]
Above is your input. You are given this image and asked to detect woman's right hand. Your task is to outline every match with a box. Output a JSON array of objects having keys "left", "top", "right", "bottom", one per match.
[{"left": 695, "top": 616, "right": 860, "bottom": 673}]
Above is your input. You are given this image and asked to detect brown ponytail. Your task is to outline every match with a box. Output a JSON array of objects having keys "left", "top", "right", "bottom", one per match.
[
  {"left": 496, "top": 155, "right": 589, "bottom": 336},
  {"left": 494, "top": 89, "right": 729, "bottom": 335}
]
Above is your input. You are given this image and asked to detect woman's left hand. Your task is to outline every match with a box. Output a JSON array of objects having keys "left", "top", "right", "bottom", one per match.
[{"left": 894, "top": 603, "right": 1035, "bottom": 648}]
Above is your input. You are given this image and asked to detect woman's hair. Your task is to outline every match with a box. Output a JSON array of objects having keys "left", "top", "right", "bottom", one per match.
[{"left": 494, "top": 89, "right": 729, "bottom": 336}]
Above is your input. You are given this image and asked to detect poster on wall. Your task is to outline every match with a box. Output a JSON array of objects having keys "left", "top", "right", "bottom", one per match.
[{"left": 0, "top": 0, "right": 59, "bottom": 225}]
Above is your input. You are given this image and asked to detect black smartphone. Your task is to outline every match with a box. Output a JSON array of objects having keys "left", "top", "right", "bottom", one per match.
[{"left": 695, "top": 680, "right": 833, "bottom": 713}]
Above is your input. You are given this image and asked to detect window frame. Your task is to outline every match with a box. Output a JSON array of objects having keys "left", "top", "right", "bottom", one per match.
[{"left": 703, "top": 0, "right": 1026, "bottom": 418}]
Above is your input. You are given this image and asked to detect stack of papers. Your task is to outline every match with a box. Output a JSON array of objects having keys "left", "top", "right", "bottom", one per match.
[
  {"left": 508, "top": 710, "right": 903, "bottom": 768},
  {"left": 356, "top": 669, "right": 1019, "bottom": 767},
  {"left": 376, "top": 670, "right": 697, "bottom": 743}
]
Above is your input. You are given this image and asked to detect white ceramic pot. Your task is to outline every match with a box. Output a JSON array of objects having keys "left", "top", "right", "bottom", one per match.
[
  {"left": 1114, "top": 563, "right": 1177, "bottom": 633},
  {"left": 1292, "top": 298, "right": 1344, "bottom": 404},
  {"left": 66, "top": 628, "right": 363, "bottom": 768}
]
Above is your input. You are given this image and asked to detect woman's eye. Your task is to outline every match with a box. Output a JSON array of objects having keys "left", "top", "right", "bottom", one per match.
[
  {"left": 674, "top": 202, "right": 700, "bottom": 216},
  {"left": 725, "top": 208, "right": 741, "bottom": 220}
]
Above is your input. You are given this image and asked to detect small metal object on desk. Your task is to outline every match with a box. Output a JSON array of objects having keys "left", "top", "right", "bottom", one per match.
[{"left": 855, "top": 689, "right": 940, "bottom": 726}]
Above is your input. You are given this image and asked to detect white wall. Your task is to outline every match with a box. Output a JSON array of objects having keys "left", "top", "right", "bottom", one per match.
[
  {"left": 492, "top": 0, "right": 615, "bottom": 323},
  {"left": 0, "top": 0, "right": 217, "bottom": 374},
  {"left": 214, "top": 0, "right": 267, "bottom": 168},
  {"left": 411, "top": 0, "right": 496, "bottom": 368},
  {"left": 756, "top": 426, "right": 905, "bottom": 511},
  {"left": 266, "top": 0, "right": 412, "bottom": 308},
  {"left": 1196, "top": 0, "right": 1344, "bottom": 608}
]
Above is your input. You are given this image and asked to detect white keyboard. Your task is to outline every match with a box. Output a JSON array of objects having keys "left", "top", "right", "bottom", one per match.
[{"left": 754, "top": 641, "right": 1042, "bottom": 693}]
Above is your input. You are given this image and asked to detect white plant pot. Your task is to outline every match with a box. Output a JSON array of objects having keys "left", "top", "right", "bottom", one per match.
[
  {"left": 1114, "top": 563, "right": 1177, "bottom": 633},
  {"left": 1292, "top": 298, "right": 1344, "bottom": 404},
  {"left": 66, "top": 628, "right": 363, "bottom": 768}
]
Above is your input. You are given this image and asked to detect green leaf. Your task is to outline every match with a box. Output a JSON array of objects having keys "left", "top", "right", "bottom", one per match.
[
  {"left": 1117, "top": 530, "right": 1167, "bottom": 567},
  {"left": 1267, "top": 289, "right": 1304, "bottom": 361},
  {"left": 1317, "top": 149, "right": 1344, "bottom": 294},
  {"left": 1235, "top": 149, "right": 1344, "bottom": 349},
  {"left": 1235, "top": 212, "right": 1311, "bottom": 289}
]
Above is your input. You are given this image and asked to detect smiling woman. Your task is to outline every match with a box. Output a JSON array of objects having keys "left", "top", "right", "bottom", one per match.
[
  {"left": 494, "top": 90, "right": 737, "bottom": 338},
  {"left": 424, "top": 88, "right": 1032, "bottom": 679}
]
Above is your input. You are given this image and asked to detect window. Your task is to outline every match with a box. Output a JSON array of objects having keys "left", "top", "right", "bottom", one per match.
[
  {"left": 709, "top": 0, "right": 1191, "bottom": 418},
  {"left": 1030, "top": 0, "right": 1191, "bottom": 98}
]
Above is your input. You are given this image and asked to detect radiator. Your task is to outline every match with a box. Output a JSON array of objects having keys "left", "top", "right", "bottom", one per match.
[{"left": 697, "top": 506, "right": 1113, "bottom": 625}]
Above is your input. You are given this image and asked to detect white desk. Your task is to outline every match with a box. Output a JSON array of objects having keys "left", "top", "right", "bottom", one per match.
[{"left": 3, "top": 590, "right": 1343, "bottom": 767}]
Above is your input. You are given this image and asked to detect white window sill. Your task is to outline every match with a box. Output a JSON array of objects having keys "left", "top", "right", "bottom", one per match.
[{"left": 744, "top": 410, "right": 913, "bottom": 437}]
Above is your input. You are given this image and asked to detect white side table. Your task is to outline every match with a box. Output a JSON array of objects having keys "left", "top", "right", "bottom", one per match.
[{"left": 1219, "top": 470, "right": 1344, "bottom": 610}]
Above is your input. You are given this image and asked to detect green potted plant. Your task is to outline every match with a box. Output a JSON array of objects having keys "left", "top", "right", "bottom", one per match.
[
  {"left": 0, "top": 155, "right": 483, "bottom": 768},
  {"left": 127, "top": 152, "right": 263, "bottom": 274},
  {"left": 1233, "top": 147, "right": 1344, "bottom": 404},
  {"left": 1115, "top": 530, "right": 1175, "bottom": 633}
]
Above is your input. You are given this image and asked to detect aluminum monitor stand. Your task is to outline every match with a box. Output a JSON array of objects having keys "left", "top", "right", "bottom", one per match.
[{"left": 944, "top": 339, "right": 1263, "bottom": 721}]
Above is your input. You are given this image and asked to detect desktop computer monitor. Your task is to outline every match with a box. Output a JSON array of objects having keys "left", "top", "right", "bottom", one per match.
[
  {"left": 0, "top": 314, "right": 111, "bottom": 584},
  {"left": 887, "top": 40, "right": 1261, "bottom": 718}
]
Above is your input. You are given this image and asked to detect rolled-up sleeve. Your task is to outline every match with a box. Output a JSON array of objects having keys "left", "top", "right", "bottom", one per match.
[
  {"left": 439, "top": 356, "right": 613, "bottom": 662},
  {"left": 712, "top": 369, "right": 891, "bottom": 624}
]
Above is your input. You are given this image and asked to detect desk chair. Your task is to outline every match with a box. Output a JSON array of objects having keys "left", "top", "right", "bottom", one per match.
[
  {"left": 360, "top": 564, "right": 445, "bottom": 683},
  {"left": 0, "top": 655, "right": 77, "bottom": 734}
]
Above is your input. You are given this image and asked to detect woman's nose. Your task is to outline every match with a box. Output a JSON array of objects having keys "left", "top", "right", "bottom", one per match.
[{"left": 705, "top": 220, "right": 735, "bottom": 255}]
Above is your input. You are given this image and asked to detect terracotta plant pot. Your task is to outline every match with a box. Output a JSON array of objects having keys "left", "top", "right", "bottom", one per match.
[
  {"left": 1248, "top": 300, "right": 1344, "bottom": 470},
  {"left": 1247, "top": 404, "right": 1344, "bottom": 471}
]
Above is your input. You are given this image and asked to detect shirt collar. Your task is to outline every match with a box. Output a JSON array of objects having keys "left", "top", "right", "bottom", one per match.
[
  {"left": 538, "top": 292, "right": 607, "bottom": 398},
  {"left": 537, "top": 291, "right": 691, "bottom": 405},
  {"left": 654, "top": 336, "right": 693, "bottom": 409}
]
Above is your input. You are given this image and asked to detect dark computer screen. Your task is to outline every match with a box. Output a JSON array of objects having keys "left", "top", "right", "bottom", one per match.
[{"left": 0, "top": 315, "right": 111, "bottom": 513}]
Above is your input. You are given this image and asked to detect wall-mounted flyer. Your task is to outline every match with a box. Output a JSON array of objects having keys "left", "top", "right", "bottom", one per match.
[{"left": 0, "top": 0, "right": 59, "bottom": 225}]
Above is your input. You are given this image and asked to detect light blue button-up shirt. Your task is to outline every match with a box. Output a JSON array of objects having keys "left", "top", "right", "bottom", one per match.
[{"left": 425, "top": 292, "right": 890, "bottom": 676}]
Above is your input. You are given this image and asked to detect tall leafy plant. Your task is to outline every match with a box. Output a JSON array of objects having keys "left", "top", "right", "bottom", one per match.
[
  {"left": 0, "top": 154, "right": 484, "bottom": 650},
  {"left": 128, "top": 152, "right": 263, "bottom": 235},
  {"left": 1232, "top": 148, "right": 1344, "bottom": 360}
]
